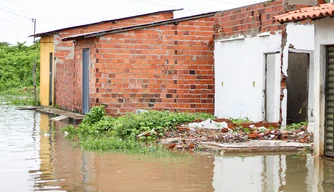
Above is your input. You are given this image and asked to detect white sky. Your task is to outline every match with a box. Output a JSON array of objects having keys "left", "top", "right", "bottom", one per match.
[{"left": 0, "top": 0, "right": 263, "bottom": 45}]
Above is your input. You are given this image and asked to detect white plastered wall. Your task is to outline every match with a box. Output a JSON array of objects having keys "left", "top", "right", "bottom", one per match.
[
  {"left": 282, "top": 23, "right": 314, "bottom": 129},
  {"left": 313, "top": 18, "right": 334, "bottom": 157},
  {"left": 214, "top": 34, "right": 281, "bottom": 122},
  {"left": 214, "top": 24, "right": 314, "bottom": 125}
]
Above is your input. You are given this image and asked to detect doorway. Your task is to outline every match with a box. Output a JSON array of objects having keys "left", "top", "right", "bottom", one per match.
[
  {"left": 82, "top": 49, "right": 90, "bottom": 114},
  {"left": 286, "top": 52, "right": 309, "bottom": 124}
]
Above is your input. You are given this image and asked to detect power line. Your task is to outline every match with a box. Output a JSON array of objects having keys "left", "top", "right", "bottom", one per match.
[
  {"left": 132, "top": 0, "right": 206, "bottom": 12},
  {"left": 133, "top": 0, "right": 179, "bottom": 8},
  {"left": 0, "top": 18, "right": 31, "bottom": 29},
  {"left": 206, "top": 0, "right": 260, "bottom": 5},
  {"left": 0, "top": 7, "right": 31, "bottom": 20},
  {"left": 2, "top": 0, "right": 92, "bottom": 21},
  {"left": 0, "top": 18, "right": 19, "bottom": 25}
]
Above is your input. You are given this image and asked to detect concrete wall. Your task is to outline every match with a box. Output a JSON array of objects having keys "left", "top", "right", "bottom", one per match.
[
  {"left": 213, "top": 0, "right": 314, "bottom": 126},
  {"left": 39, "top": 36, "right": 54, "bottom": 106},
  {"left": 313, "top": 18, "right": 334, "bottom": 157},
  {"left": 213, "top": 0, "right": 286, "bottom": 122},
  {"left": 214, "top": 34, "right": 281, "bottom": 121},
  {"left": 80, "top": 16, "right": 215, "bottom": 115},
  {"left": 214, "top": 21, "right": 314, "bottom": 124}
]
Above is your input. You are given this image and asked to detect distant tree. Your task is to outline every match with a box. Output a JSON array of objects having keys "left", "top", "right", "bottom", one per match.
[{"left": 0, "top": 42, "right": 40, "bottom": 91}]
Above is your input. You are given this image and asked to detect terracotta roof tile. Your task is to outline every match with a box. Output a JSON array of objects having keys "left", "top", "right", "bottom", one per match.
[{"left": 274, "top": 2, "right": 334, "bottom": 23}]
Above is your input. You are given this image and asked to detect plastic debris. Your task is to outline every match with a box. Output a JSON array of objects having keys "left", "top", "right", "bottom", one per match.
[{"left": 188, "top": 119, "right": 228, "bottom": 129}]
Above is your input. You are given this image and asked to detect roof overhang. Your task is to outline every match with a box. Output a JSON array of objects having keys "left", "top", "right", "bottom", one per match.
[
  {"left": 273, "top": 2, "right": 334, "bottom": 24},
  {"left": 62, "top": 11, "right": 218, "bottom": 41},
  {"left": 29, "top": 8, "right": 183, "bottom": 37}
]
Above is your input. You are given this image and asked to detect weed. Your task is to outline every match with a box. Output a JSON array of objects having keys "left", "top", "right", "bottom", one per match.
[
  {"left": 5, "top": 97, "right": 40, "bottom": 106},
  {"left": 62, "top": 106, "right": 213, "bottom": 156},
  {"left": 243, "top": 128, "right": 250, "bottom": 134},
  {"left": 80, "top": 136, "right": 180, "bottom": 157},
  {"left": 286, "top": 122, "right": 307, "bottom": 131},
  {"left": 54, "top": 104, "right": 61, "bottom": 109},
  {"left": 231, "top": 118, "right": 251, "bottom": 125},
  {"left": 82, "top": 105, "right": 106, "bottom": 126}
]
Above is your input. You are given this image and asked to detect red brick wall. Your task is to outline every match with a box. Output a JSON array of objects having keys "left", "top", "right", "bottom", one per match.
[
  {"left": 54, "top": 12, "right": 174, "bottom": 112},
  {"left": 214, "top": 0, "right": 286, "bottom": 39},
  {"left": 82, "top": 16, "right": 215, "bottom": 115},
  {"left": 214, "top": 0, "right": 311, "bottom": 39}
]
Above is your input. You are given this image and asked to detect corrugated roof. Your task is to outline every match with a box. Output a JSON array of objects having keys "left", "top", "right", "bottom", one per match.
[
  {"left": 62, "top": 11, "right": 218, "bottom": 41},
  {"left": 32, "top": 8, "right": 183, "bottom": 37},
  {"left": 274, "top": 2, "right": 334, "bottom": 23}
]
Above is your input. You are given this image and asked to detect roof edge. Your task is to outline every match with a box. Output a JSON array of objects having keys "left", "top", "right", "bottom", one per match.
[
  {"left": 273, "top": 2, "right": 334, "bottom": 24},
  {"left": 62, "top": 11, "right": 217, "bottom": 41},
  {"left": 30, "top": 8, "right": 183, "bottom": 37}
]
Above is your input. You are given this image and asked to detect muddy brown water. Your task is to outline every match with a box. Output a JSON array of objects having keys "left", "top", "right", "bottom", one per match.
[{"left": 0, "top": 105, "right": 333, "bottom": 192}]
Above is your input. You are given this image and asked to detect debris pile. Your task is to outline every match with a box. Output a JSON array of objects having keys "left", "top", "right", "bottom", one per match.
[{"left": 162, "top": 119, "right": 313, "bottom": 151}]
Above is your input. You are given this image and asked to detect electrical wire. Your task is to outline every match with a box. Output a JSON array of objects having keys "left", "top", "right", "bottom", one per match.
[
  {"left": 0, "top": 7, "right": 31, "bottom": 20},
  {"left": 0, "top": 18, "right": 19, "bottom": 25},
  {"left": 206, "top": 0, "right": 261, "bottom": 5},
  {"left": 131, "top": 0, "right": 207, "bottom": 12},
  {"left": 2, "top": 0, "right": 92, "bottom": 21}
]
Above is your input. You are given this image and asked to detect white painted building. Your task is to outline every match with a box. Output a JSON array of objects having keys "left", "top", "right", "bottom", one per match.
[
  {"left": 274, "top": 2, "right": 334, "bottom": 157},
  {"left": 214, "top": 23, "right": 314, "bottom": 128}
]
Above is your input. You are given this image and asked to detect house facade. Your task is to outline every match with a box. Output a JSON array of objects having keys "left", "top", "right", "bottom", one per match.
[
  {"left": 37, "top": 9, "right": 179, "bottom": 109},
  {"left": 37, "top": 1, "right": 319, "bottom": 124},
  {"left": 62, "top": 12, "right": 216, "bottom": 115},
  {"left": 274, "top": 1, "right": 334, "bottom": 157},
  {"left": 213, "top": 0, "right": 315, "bottom": 128}
]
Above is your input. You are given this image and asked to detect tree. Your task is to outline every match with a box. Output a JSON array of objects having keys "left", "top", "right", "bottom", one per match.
[{"left": 0, "top": 42, "right": 40, "bottom": 92}]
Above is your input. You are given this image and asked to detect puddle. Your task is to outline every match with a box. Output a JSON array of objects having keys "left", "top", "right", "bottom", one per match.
[{"left": 0, "top": 106, "right": 333, "bottom": 192}]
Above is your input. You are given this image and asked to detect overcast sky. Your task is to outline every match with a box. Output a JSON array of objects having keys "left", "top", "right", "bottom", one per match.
[{"left": 0, "top": 0, "right": 263, "bottom": 45}]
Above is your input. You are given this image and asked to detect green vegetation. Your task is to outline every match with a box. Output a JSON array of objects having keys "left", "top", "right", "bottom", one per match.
[
  {"left": 0, "top": 42, "right": 40, "bottom": 105},
  {"left": 231, "top": 118, "right": 251, "bottom": 125},
  {"left": 286, "top": 122, "right": 307, "bottom": 131},
  {"left": 62, "top": 106, "right": 214, "bottom": 157}
]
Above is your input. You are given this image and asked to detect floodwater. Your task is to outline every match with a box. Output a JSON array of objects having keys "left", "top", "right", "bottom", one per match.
[{"left": 0, "top": 104, "right": 334, "bottom": 192}]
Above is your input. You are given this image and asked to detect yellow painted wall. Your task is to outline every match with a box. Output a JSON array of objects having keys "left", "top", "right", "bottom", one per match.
[{"left": 40, "top": 36, "right": 54, "bottom": 106}]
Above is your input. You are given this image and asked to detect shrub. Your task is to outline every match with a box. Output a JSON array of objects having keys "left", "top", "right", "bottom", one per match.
[{"left": 82, "top": 105, "right": 106, "bottom": 126}]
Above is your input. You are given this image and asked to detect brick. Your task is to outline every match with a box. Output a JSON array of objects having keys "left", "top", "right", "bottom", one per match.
[
  {"left": 55, "top": 12, "right": 215, "bottom": 116},
  {"left": 213, "top": 0, "right": 300, "bottom": 38}
]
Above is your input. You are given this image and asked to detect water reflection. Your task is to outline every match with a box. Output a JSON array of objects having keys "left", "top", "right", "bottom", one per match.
[
  {"left": 0, "top": 106, "right": 334, "bottom": 192},
  {"left": 213, "top": 154, "right": 318, "bottom": 192}
]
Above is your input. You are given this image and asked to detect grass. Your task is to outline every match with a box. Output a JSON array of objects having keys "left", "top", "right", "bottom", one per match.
[
  {"left": 60, "top": 106, "right": 215, "bottom": 158},
  {"left": 231, "top": 118, "right": 252, "bottom": 125},
  {"left": 79, "top": 136, "right": 183, "bottom": 158},
  {"left": 0, "top": 86, "right": 39, "bottom": 96},
  {"left": 286, "top": 122, "right": 307, "bottom": 130},
  {"left": 0, "top": 86, "right": 40, "bottom": 106}
]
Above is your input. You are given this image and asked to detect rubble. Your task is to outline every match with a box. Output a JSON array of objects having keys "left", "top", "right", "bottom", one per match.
[{"left": 161, "top": 119, "right": 313, "bottom": 151}]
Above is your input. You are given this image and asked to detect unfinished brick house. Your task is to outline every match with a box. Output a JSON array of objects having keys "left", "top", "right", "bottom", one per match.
[
  {"left": 61, "top": 12, "right": 216, "bottom": 115},
  {"left": 213, "top": 0, "right": 316, "bottom": 128},
  {"left": 35, "top": 9, "right": 180, "bottom": 110}
]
